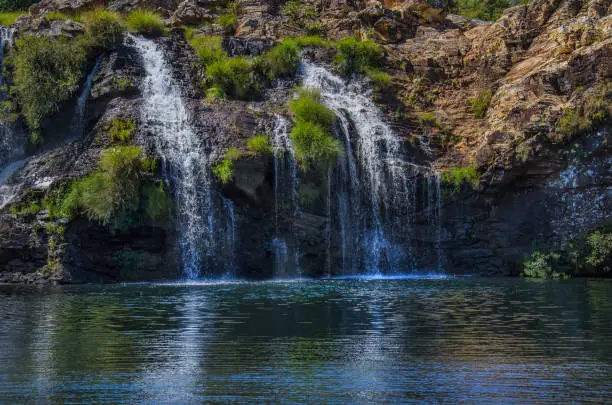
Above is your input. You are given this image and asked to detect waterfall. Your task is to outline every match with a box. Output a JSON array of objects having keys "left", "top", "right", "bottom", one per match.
[
  {"left": 130, "top": 35, "right": 234, "bottom": 279},
  {"left": 0, "top": 27, "right": 22, "bottom": 172},
  {"left": 71, "top": 57, "right": 101, "bottom": 140},
  {"left": 270, "top": 115, "right": 301, "bottom": 277},
  {"left": 300, "top": 61, "right": 425, "bottom": 275},
  {"left": 427, "top": 172, "right": 444, "bottom": 270}
]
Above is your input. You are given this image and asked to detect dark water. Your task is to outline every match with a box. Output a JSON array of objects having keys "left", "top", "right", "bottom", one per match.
[{"left": 1, "top": 277, "right": 612, "bottom": 404}]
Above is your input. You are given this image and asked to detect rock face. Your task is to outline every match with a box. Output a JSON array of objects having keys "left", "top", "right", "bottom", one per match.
[{"left": 0, "top": 0, "right": 610, "bottom": 283}]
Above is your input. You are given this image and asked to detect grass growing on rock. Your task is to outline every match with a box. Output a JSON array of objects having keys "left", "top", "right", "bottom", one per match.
[
  {"left": 262, "top": 39, "right": 300, "bottom": 80},
  {"left": 81, "top": 9, "right": 126, "bottom": 51},
  {"left": 215, "top": 1, "right": 241, "bottom": 35},
  {"left": 246, "top": 135, "right": 273, "bottom": 155},
  {"left": 212, "top": 147, "right": 242, "bottom": 184},
  {"left": 470, "top": 90, "right": 492, "bottom": 118},
  {"left": 187, "top": 34, "right": 226, "bottom": 66},
  {"left": 126, "top": 10, "right": 167, "bottom": 37},
  {"left": 206, "top": 57, "right": 259, "bottom": 100},
  {"left": 289, "top": 89, "right": 341, "bottom": 168},
  {"left": 334, "top": 38, "right": 384, "bottom": 76},
  {"left": 0, "top": 11, "right": 24, "bottom": 25},
  {"left": 109, "top": 117, "right": 136, "bottom": 144}
]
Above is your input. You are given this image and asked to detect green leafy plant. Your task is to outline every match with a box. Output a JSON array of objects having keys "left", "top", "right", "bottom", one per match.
[
  {"left": 521, "top": 250, "right": 566, "bottom": 279},
  {"left": 126, "top": 10, "right": 167, "bottom": 37},
  {"left": 212, "top": 147, "right": 242, "bottom": 183},
  {"left": 586, "top": 231, "right": 612, "bottom": 268},
  {"left": 470, "top": 90, "right": 492, "bottom": 118}
]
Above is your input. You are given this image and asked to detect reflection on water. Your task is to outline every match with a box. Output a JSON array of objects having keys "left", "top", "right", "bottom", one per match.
[{"left": 1, "top": 278, "right": 612, "bottom": 404}]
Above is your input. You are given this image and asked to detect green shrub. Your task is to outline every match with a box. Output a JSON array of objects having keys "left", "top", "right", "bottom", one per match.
[
  {"left": 521, "top": 251, "right": 566, "bottom": 279},
  {"left": 10, "top": 200, "right": 41, "bottom": 217},
  {"left": 365, "top": 68, "right": 392, "bottom": 93},
  {"left": 289, "top": 89, "right": 335, "bottom": 129},
  {"left": 246, "top": 135, "right": 273, "bottom": 155},
  {"left": 293, "top": 36, "right": 330, "bottom": 48},
  {"left": 441, "top": 166, "right": 479, "bottom": 192},
  {"left": 143, "top": 181, "right": 170, "bottom": 223},
  {"left": 10, "top": 35, "right": 86, "bottom": 136},
  {"left": 555, "top": 109, "right": 591, "bottom": 138},
  {"left": 449, "top": 0, "right": 511, "bottom": 21},
  {"left": 470, "top": 90, "right": 492, "bottom": 118},
  {"left": 187, "top": 34, "right": 226, "bottom": 66},
  {"left": 82, "top": 9, "right": 126, "bottom": 51},
  {"left": 126, "top": 10, "right": 167, "bottom": 37},
  {"left": 225, "top": 147, "right": 242, "bottom": 160},
  {"left": 212, "top": 158, "right": 234, "bottom": 184},
  {"left": 334, "top": 38, "right": 384, "bottom": 76},
  {"left": 0, "top": 0, "right": 37, "bottom": 12},
  {"left": 74, "top": 146, "right": 147, "bottom": 225},
  {"left": 262, "top": 39, "right": 300, "bottom": 80},
  {"left": 291, "top": 120, "right": 341, "bottom": 165},
  {"left": 0, "top": 11, "right": 23, "bottom": 25},
  {"left": 216, "top": 1, "right": 241, "bottom": 34},
  {"left": 206, "top": 57, "right": 259, "bottom": 100},
  {"left": 419, "top": 112, "right": 441, "bottom": 128},
  {"left": 108, "top": 117, "right": 136, "bottom": 144},
  {"left": 586, "top": 231, "right": 612, "bottom": 268},
  {"left": 205, "top": 85, "right": 226, "bottom": 103}
]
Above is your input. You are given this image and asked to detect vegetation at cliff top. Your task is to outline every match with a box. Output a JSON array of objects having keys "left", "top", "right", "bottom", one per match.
[
  {"left": 215, "top": 1, "right": 241, "bottom": 35},
  {"left": 5, "top": 8, "right": 129, "bottom": 143},
  {"left": 449, "top": 0, "right": 514, "bottom": 21},
  {"left": 0, "top": 0, "right": 37, "bottom": 12},
  {"left": 246, "top": 135, "right": 273, "bottom": 155},
  {"left": 289, "top": 89, "right": 341, "bottom": 168},
  {"left": 441, "top": 166, "right": 480, "bottom": 193},
  {"left": 9, "top": 35, "right": 87, "bottom": 142},
  {"left": 126, "top": 10, "right": 167, "bottom": 37},
  {"left": 0, "top": 11, "right": 23, "bottom": 25}
]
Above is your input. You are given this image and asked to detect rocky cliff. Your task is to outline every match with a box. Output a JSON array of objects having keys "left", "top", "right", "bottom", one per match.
[{"left": 0, "top": 0, "right": 609, "bottom": 283}]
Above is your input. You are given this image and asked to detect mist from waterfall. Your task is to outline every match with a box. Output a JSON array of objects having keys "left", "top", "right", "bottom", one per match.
[
  {"left": 130, "top": 35, "right": 235, "bottom": 279},
  {"left": 300, "top": 61, "right": 442, "bottom": 274}
]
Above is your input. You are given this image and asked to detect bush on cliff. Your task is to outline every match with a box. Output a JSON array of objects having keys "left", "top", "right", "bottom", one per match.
[
  {"left": 216, "top": 1, "right": 241, "bottom": 35},
  {"left": 206, "top": 57, "right": 260, "bottom": 100},
  {"left": 262, "top": 39, "right": 300, "bottom": 80},
  {"left": 449, "top": 0, "right": 512, "bottom": 21},
  {"left": 289, "top": 89, "right": 341, "bottom": 168},
  {"left": 81, "top": 9, "right": 126, "bottom": 51},
  {"left": 126, "top": 10, "right": 167, "bottom": 37},
  {"left": 586, "top": 231, "right": 612, "bottom": 269},
  {"left": 521, "top": 251, "right": 567, "bottom": 279},
  {"left": 441, "top": 166, "right": 480, "bottom": 193},
  {"left": 0, "top": 11, "right": 23, "bottom": 24},
  {"left": 246, "top": 135, "right": 273, "bottom": 155},
  {"left": 470, "top": 90, "right": 492, "bottom": 118},
  {"left": 334, "top": 38, "right": 384, "bottom": 76},
  {"left": 187, "top": 34, "right": 226, "bottom": 66},
  {"left": 10, "top": 35, "right": 86, "bottom": 140}
]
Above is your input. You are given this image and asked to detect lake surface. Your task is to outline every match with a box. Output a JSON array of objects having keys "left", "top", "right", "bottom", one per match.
[{"left": 1, "top": 277, "right": 612, "bottom": 404}]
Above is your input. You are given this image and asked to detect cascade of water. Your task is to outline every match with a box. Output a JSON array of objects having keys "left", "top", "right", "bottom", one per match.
[
  {"left": 71, "top": 57, "right": 101, "bottom": 140},
  {"left": 427, "top": 172, "right": 444, "bottom": 270},
  {"left": 270, "top": 115, "right": 301, "bottom": 277},
  {"left": 130, "top": 35, "right": 233, "bottom": 279},
  {"left": 0, "top": 27, "right": 22, "bottom": 172},
  {"left": 300, "top": 60, "right": 424, "bottom": 274}
]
